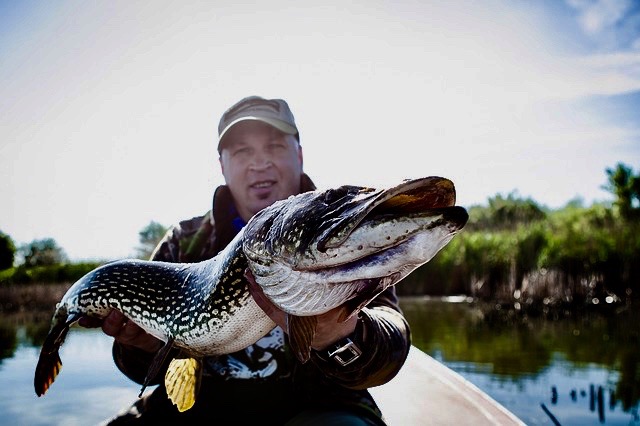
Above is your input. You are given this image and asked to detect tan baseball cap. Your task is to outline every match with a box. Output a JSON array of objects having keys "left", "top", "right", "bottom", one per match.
[{"left": 217, "top": 96, "right": 299, "bottom": 153}]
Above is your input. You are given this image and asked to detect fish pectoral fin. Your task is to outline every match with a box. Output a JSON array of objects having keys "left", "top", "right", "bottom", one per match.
[
  {"left": 34, "top": 312, "right": 81, "bottom": 396},
  {"left": 34, "top": 347, "right": 62, "bottom": 397},
  {"left": 139, "top": 338, "right": 175, "bottom": 398},
  {"left": 165, "top": 357, "right": 202, "bottom": 412},
  {"left": 288, "top": 315, "right": 318, "bottom": 364}
]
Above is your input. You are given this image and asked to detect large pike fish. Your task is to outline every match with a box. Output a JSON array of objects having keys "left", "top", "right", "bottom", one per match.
[{"left": 34, "top": 176, "right": 468, "bottom": 412}]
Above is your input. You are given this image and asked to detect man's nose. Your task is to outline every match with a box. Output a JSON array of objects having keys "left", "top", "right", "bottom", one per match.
[{"left": 249, "top": 154, "right": 273, "bottom": 171}]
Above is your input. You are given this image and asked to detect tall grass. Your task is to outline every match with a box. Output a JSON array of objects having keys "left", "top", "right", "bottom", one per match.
[{"left": 398, "top": 202, "right": 640, "bottom": 305}]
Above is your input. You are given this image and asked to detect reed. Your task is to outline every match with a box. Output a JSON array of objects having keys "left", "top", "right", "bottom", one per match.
[{"left": 0, "top": 282, "right": 71, "bottom": 314}]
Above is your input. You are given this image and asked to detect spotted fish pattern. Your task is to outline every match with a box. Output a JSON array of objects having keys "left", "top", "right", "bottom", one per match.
[{"left": 34, "top": 176, "right": 468, "bottom": 412}]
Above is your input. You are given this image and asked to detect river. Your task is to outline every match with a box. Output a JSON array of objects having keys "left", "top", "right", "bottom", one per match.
[
  {"left": 400, "top": 297, "right": 640, "bottom": 425},
  {"left": 0, "top": 297, "right": 639, "bottom": 425}
]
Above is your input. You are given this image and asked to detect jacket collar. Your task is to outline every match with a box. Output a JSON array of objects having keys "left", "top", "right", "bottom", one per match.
[{"left": 210, "top": 173, "right": 317, "bottom": 250}]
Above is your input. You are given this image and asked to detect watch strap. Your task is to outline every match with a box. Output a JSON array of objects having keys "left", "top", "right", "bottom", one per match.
[
  {"left": 315, "top": 316, "right": 364, "bottom": 366},
  {"left": 325, "top": 337, "right": 362, "bottom": 366}
]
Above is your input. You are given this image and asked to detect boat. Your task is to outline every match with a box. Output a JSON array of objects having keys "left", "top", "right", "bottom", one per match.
[{"left": 370, "top": 346, "right": 525, "bottom": 425}]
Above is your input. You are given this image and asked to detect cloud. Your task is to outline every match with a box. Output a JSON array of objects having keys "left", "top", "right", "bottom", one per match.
[
  {"left": 576, "top": 50, "right": 640, "bottom": 93},
  {"left": 566, "top": 0, "right": 640, "bottom": 49},
  {"left": 2, "top": 1, "right": 639, "bottom": 259},
  {"left": 552, "top": 1, "right": 640, "bottom": 98}
]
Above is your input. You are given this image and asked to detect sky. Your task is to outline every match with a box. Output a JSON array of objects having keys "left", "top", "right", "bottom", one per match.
[{"left": 1, "top": 0, "right": 639, "bottom": 262}]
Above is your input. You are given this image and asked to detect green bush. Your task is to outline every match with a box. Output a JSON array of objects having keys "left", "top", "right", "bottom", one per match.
[
  {"left": 0, "top": 231, "right": 16, "bottom": 271},
  {"left": 0, "top": 262, "right": 103, "bottom": 285},
  {"left": 400, "top": 195, "right": 639, "bottom": 304}
]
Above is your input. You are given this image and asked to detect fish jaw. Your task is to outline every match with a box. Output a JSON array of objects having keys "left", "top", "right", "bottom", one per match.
[
  {"left": 242, "top": 176, "right": 468, "bottom": 318},
  {"left": 316, "top": 176, "right": 458, "bottom": 251},
  {"left": 296, "top": 207, "right": 467, "bottom": 269},
  {"left": 242, "top": 176, "right": 461, "bottom": 270},
  {"left": 246, "top": 206, "right": 468, "bottom": 317}
]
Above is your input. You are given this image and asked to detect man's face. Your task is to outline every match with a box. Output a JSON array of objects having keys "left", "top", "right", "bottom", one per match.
[{"left": 219, "top": 121, "right": 303, "bottom": 222}]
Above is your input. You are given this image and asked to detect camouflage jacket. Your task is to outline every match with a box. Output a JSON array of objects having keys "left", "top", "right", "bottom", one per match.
[{"left": 111, "top": 174, "right": 411, "bottom": 425}]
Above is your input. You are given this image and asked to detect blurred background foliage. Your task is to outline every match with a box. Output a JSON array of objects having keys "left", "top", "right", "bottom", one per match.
[
  {"left": 1, "top": 162, "right": 639, "bottom": 306},
  {"left": 397, "top": 162, "right": 640, "bottom": 304}
]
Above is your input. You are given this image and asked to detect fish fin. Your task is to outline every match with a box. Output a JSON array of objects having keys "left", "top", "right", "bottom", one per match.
[
  {"left": 34, "top": 312, "right": 81, "bottom": 396},
  {"left": 138, "top": 338, "right": 175, "bottom": 398},
  {"left": 165, "top": 357, "right": 202, "bottom": 412},
  {"left": 34, "top": 347, "right": 62, "bottom": 397},
  {"left": 337, "top": 304, "right": 358, "bottom": 323},
  {"left": 288, "top": 315, "right": 318, "bottom": 364},
  {"left": 340, "top": 279, "right": 391, "bottom": 322}
]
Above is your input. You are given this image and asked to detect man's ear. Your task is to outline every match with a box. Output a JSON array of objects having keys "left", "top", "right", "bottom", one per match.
[
  {"left": 219, "top": 155, "right": 225, "bottom": 176},
  {"left": 298, "top": 144, "right": 303, "bottom": 169}
]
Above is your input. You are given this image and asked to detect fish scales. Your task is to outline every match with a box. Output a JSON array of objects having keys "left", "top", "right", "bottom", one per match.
[
  {"left": 34, "top": 176, "right": 469, "bottom": 412},
  {"left": 49, "top": 238, "right": 270, "bottom": 355}
]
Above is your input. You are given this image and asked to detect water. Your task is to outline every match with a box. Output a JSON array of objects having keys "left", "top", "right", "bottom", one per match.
[
  {"left": 0, "top": 327, "right": 150, "bottom": 426},
  {"left": 400, "top": 297, "right": 640, "bottom": 425},
  {"left": 1, "top": 298, "right": 639, "bottom": 425}
]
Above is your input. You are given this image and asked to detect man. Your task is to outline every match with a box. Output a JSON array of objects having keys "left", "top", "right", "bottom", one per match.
[{"left": 91, "top": 96, "right": 411, "bottom": 425}]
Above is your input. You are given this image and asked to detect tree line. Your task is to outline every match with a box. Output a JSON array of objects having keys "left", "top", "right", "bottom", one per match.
[
  {"left": 0, "top": 221, "right": 167, "bottom": 284},
  {"left": 397, "top": 162, "right": 640, "bottom": 305},
  {"left": 2, "top": 163, "right": 639, "bottom": 306}
]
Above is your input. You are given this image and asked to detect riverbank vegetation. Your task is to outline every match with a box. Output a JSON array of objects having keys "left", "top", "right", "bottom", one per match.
[
  {"left": 399, "top": 162, "right": 640, "bottom": 305},
  {"left": 1, "top": 163, "right": 639, "bottom": 307}
]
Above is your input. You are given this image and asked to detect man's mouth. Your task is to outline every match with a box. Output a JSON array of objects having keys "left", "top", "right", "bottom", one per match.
[
  {"left": 251, "top": 180, "right": 276, "bottom": 189},
  {"left": 250, "top": 181, "right": 277, "bottom": 199}
]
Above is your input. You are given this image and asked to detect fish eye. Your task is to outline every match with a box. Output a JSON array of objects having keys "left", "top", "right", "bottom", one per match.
[{"left": 323, "top": 188, "right": 347, "bottom": 205}]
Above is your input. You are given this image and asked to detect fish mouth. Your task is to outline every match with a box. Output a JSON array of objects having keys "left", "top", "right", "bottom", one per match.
[
  {"left": 243, "top": 176, "right": 469, "bottom": 318},
  {"left": 317, "top": 176, "right": 460, "bottom": 252},
  {"left": 311, "top": 205, "right": 468, "bottom": 273},
  {"left": 260, "top": 203, "right": 468, "bottom": 318}
]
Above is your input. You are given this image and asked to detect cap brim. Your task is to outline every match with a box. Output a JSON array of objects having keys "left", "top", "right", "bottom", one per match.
[{"left": 218, "top": 116, "right": 298, "bottom": 148}]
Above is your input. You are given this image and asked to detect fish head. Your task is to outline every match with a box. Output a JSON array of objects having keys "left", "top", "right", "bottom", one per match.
[{"left": 242, "top": 176, "right": 468, "bottom": 317}]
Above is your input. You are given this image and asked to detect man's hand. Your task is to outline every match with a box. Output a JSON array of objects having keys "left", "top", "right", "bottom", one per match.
[
  {"left": 245, "top": 269, "right": 357, "bottom": 351},
  {"left": 78, "top": 310, "right": 163, "bottom": 353}
]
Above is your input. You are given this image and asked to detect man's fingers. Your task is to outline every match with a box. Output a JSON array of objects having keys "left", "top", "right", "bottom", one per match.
[
  {"left": 78, "top": 310, "right": 121, "bottom": 329},
  {"left": 74, "top": 309, "right": 161, "bottom": 353},
  {"left": 245, "top": 270, "right": 270, "bottom": 309},
  {"left": 101, "top": 310, "right": 129, "bottom": 337},
  {"left": 78, "top": 316, "right": 102, "bottom": 328},
  {"left": 245, "top": 268, "right": 287, "bottom": 329}
]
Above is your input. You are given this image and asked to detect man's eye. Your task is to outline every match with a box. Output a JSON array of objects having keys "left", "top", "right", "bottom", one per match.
[
  {"left": 269, "top": 143, "right": 286, "bottom": 150},
  {"left": 233, "top": 147, "right": 250, "bottom": 156}
]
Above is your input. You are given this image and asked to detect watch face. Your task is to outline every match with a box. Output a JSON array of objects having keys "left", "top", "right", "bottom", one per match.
[{"left": 328, "top": 339, "right": 362, "bottom": 366}]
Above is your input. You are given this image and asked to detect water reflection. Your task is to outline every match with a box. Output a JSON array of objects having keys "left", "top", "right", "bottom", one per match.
[
  {"left": 0, "top": 314, "right": 146, "bottom": 426},
  {"left": 400, "top": 297, "right": 640, "bottom": 425},
  {"left": 0, "top": 314, "right": 51, "bottom": 363},
  {"left": 0, "top": 320, "right": 17, "bottom": 361},
  {"left": 1, "top": 298, "right": 639, "bottom": 424}
]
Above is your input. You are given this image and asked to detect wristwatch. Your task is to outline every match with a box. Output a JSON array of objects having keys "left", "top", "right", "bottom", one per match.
[
  {"left": 323, "top": 336, "right": 362, "bottom": 366},
  {"left": 314, "top": 316, "right": 365, "bottom": 366}
]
